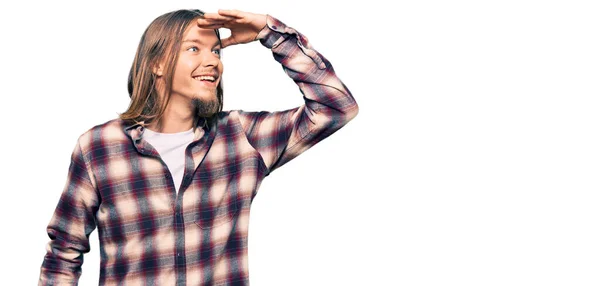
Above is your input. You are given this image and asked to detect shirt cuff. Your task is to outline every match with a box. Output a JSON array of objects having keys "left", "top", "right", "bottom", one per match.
[
  {"left": 255, "top": 14, "right": 326, "bottom": 69},
  {"left": 255, "top": 14, "right": 287, "bottom": 49}
]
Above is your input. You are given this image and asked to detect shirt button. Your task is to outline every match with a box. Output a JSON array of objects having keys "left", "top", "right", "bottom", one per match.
[{"left": 177, "top": 253, "right": 180, "bottom": 257}]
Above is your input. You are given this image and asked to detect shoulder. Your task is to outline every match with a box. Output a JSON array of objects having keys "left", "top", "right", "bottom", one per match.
[
  {"left": 217, "top": 109, "right": 268, "bottom": 129},
  {"left": 214, "top": 109, "right": 242, "bottom": 126},
  {"left": 76, "top": 118, "right": 128, "bottom": 150}
]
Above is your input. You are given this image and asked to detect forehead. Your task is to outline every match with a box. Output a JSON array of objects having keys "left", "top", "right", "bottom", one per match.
[{"left": 182, "top": 23, "right": 219, "bottom": 44}]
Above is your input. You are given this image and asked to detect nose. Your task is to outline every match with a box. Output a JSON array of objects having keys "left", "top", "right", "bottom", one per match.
[{"left": 201, "top": 51, "right": 220, "bottom": 67}]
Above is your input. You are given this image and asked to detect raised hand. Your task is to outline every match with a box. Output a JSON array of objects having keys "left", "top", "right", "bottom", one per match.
[{"left": 197, "top": 9, "right": 268, "bottom": 49}]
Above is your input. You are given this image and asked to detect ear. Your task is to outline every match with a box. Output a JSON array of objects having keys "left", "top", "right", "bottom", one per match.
[{"left": 152, "top": 61, "right": 165, "bottom": 77}]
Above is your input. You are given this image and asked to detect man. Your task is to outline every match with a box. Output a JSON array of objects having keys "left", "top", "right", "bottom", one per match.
[{"left": 39, "top": 8, "right": 358, "bottom": 285}]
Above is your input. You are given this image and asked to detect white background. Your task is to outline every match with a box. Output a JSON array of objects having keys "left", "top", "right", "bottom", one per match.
[{"left": 1, "top": 0, "right": 599, "bottom": 285}]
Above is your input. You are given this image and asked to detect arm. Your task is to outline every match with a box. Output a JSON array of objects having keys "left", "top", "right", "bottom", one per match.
[
  {"left": 235, "top": 14, "right": 359, "bottom": 175},
  {"left": 39, "top": 138, "right": 99, "bottom": 285}
]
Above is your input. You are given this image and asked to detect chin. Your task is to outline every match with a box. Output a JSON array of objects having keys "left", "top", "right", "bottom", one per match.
[{"left": 191, "top": 97, "right": 220, "bottom": 118}]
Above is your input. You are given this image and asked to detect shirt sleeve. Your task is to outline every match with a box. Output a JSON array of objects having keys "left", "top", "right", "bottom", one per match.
[
  {"left": 39, "top": 137, "right": 100, "bottom": 285},
  {"left": 234, "top": 14, "right": 359, "bottom": 176}
]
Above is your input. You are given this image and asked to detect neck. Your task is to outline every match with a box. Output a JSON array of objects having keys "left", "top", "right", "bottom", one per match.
[{"left": 147, "top": 96, "right": 195, "bottom": 133}]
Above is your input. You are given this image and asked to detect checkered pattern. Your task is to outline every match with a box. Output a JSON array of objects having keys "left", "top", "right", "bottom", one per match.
[{"left": 39, "top": 14, "right": 358, "bottom": 285}]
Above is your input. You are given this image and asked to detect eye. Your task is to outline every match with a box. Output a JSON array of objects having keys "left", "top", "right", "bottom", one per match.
[
  {"left": 187, "top": 46, "right": 199, "bottom": 52},
  {"left": 212, "top": 49, "right": 221, "bottom": 56}
]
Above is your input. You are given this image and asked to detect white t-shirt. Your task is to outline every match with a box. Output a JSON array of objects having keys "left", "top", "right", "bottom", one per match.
[{"left": 142, "top": 127, "right": 195, "bottom": 194}]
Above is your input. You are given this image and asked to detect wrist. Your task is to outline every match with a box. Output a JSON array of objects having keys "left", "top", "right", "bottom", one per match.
[
  {"left": 253, "top": 15, "right": 269, "bottom": 41},
  {"left": 255, "top": 14, "right": 289, "bottom": 49}
]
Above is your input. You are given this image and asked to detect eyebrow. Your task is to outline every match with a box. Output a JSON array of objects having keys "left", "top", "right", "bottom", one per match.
[{"left": 182, "top": 39, "right": 221, "bottom": 48}]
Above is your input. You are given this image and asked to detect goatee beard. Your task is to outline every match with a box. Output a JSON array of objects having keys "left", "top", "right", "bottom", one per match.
[{"left": 191, "top": 96, "right": 220, "bottom": 118}]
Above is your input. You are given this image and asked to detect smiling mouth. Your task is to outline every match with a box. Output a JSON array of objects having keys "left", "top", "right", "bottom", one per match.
[
  {"left": 193, "top": 75, "right": 216, "bottom": 82},
  {"left": 193, "top": 76, "right": 218, "bottom": 87}
]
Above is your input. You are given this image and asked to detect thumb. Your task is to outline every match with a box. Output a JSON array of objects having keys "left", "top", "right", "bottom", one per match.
[{"left": 220, "top": 36, "right": 237, "bottom": 49}]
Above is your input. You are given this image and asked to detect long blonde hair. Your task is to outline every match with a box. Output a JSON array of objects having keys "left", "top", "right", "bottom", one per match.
[{"left": 119, "top": 9, "right": 223, "bottom": 128}]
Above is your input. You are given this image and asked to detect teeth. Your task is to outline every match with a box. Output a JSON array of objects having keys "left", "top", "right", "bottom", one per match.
[{"left": 194, "top": 76, "right": 215, "bottom": 82}]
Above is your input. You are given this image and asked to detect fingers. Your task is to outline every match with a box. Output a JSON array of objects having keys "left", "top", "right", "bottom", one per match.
[
  {"left": 217, "top": 9, "right": 244, "bottom": 18},
  {"left": 196, "top": 18, "right": 227, "bottom": 29},
  {"left": 197, "top": 16, "right": 231, "bottom": 24},
  {"left": 201, "top": 12, "right": 236, "bottom": 21},
  {"left": 197, "top": 12, "right": 236, "bottom": 27},
  {"left": 197, "top": 24, "right": 224, "bottom": 30}
]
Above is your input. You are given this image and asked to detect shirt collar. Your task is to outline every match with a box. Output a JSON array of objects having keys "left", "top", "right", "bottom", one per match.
[{"left": 122, "top": 116, "right": 210, "bottom": 143}]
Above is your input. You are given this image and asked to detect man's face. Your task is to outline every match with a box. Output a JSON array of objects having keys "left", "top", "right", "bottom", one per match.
[{"left": 169, "top": 23, "right": 223, "bottom": 115}]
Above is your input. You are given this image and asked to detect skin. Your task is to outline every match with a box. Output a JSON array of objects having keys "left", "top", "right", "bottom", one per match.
[{"left": 148, "top": 9, "right": 268, "bottom": 133}]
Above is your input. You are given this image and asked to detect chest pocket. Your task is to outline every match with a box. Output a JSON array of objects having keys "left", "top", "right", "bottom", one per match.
[{"left": 192, "top": 173, "right": 240, "bottom": 229}]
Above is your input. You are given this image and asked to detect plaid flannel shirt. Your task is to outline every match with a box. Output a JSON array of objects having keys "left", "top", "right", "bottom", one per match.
[{"left": 39, "top": 14, "right": 359, "bottom": 285}]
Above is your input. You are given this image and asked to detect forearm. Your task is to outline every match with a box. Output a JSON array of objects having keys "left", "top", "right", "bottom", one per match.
[
  {"left": 39, "top": 139, "right": 99, "bottom": 285},
  {"left": 39, "top": 220, "right": 92, "bottom": 285},
  {"left": 256, "top": 14, "right": 359, "bottom": 124},
  {"left": 235, "top": 15, "right": 358, "bottom": 174}
]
